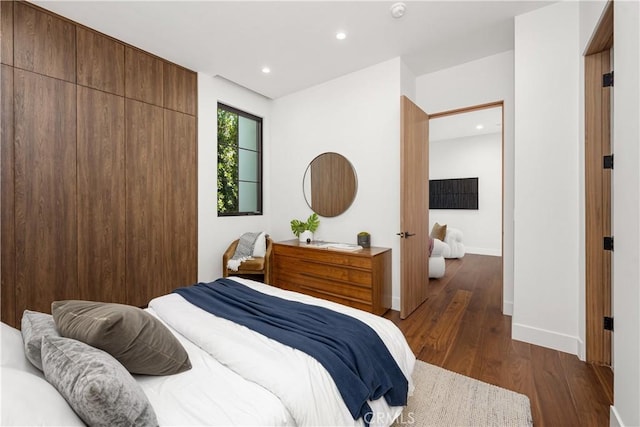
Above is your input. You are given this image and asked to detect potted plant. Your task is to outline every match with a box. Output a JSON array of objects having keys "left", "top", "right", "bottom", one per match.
[{"left": 290, "top": 213, "right": 320, "bottom": 243}]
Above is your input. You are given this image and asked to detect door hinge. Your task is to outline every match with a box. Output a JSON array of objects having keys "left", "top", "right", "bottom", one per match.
[
  {"left": 604, "top": 236, "right": 614, "bottom": 251},
  {"left": 603, "top": 71, "right": 614, "bottom": 87},
  {"left": 603, "top": 154, "right": 614, "bottom": 169},
  {"left": 604, "top": 316, "right": 614, "bottom": 331}
]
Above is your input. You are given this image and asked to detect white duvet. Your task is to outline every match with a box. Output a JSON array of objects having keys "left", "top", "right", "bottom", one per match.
[{"left": 147, "top": 277, "right": 416, "bottom": 427}]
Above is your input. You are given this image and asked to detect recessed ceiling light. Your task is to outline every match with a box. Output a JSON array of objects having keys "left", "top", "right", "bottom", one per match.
[
  {"left": 261, "top": 67, "right": 271, "bottom": 74},
  {"left": 336, "top": 31, "right": 347, "bottom": 40},
  {"left": 476, "top": 124, "right": 484, "bottom": 130},
  {"left": 390, "top": 2, "right": 407, "bottom": 19}
]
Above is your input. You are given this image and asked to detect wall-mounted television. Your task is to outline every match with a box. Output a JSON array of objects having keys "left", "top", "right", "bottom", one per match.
[{"left": 429, "top": 177, "right": 478, "bottom": 210}]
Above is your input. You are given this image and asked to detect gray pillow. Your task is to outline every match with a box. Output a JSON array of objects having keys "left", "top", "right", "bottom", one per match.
[
  {"left": 21, "top": 310, "right": 60, "bottom": 371},
  {"left": 52, "top": 300, "right": 191, "bottom": 375},
  {"left": 41, "top": 336, "right": 158, "bottom": 427}
]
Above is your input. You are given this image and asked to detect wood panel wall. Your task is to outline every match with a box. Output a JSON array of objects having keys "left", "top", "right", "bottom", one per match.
[
  {"left": 77, "top": 86, "right": 126, "bottom": 304},
  {"left": 125, "top": 99, "right": 165, "bottom": 308},
  {"left": 164, "top": 111, "right": 198, "bottom": 289},
  {"left": 1, "top": 1, "right": 198, "bottom": 328},
  {"left": 1, "top": 64, "right": 16, "bottom": 326},
  {"left": 1, "top": 1, "right": 14, "bottom": 65},
  {"left": 14, "top": 69, "right": 78, "bottom": 317}
]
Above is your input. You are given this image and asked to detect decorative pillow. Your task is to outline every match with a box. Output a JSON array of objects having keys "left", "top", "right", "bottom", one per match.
[
  {"left": 41, "top": 336, "right": 158, "bottom": 427},
  {"left": 1, "top": 322, "right": 44, "bottom": 377},
  {"left": 52, "top": 300, "right": 191, "bottom": 375},
  {"left": 21, "top": 310, "right": 61, "bottom": 371},
  {"left": 1, "top": 367, "right": 85, "bottom": 426},
  {"left": 430, "top": 222, "right": 447, "bottom": 241},
  {"left": 252, "top": 232, "right": 267, "bottom": 257}
]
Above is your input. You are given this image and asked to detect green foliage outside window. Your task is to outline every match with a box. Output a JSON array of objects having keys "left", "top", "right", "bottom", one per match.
[
  {"left": 217, "top": 108, "right": 239, "bottom": 213},
  {"left": 217, "top": 103, "right": 262, "bottom": 216}
]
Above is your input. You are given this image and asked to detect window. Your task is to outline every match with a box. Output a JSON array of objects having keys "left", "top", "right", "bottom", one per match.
[{"left": 217, "top": 103, "right": 263, "bottom": 216}]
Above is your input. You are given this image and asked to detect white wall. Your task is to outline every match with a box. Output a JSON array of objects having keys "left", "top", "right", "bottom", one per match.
[
  {"left": 415, "top": 50, "right": 515, "bottom": 314},
  {"left": 513, "top": 1, "right": 581, "bottom": 355},
  {"left": 429, "top": 133, "right": 502, "bottom": 256},
  {"left": 197, "top": 74, "right": 272, "bottom": 282},
  {"left": 611, "top": 1, "right": 640, "bottom": 425},
  {"left": 270, "top": 58, "right": 404, "bottom": 309},
  {"left": 400, "top": 59, "right": 416, "bottom": 101}
]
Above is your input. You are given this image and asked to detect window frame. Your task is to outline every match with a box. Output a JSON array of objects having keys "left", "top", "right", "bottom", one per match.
[{"left": 217, "top": 102, "right": 263, "bottom": 217}]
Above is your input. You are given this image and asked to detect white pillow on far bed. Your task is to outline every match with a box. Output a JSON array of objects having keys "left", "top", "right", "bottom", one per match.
[
  {"left": 1, "top": 322, "right": 43, "bottom": 377},
  {"left": 1, "top": 367, "right": 84, "bottom": 426},
  {"left": 2, "top": 322, "right": 82, "bottom": 426}
]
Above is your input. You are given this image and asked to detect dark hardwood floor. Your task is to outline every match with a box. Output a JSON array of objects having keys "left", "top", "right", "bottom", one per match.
[{"left": 385, "top": 254, "right": 613, "bottom": 427}]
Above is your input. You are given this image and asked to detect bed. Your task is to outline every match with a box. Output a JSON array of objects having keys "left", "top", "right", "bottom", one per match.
[{"left": 1, "top": 277, "right": 416, "bottom": 427}]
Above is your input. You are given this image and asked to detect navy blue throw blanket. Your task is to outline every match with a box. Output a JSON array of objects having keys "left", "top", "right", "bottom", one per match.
[{"left": 174, "top": 279, "right": 408, "bottom": 424}]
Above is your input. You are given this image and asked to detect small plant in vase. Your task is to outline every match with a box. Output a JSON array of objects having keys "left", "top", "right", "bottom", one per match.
[{"left": 290, "top": 213, "right": 320, "bottom": 243}]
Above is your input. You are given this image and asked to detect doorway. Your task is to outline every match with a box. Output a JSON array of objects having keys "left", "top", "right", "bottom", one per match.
[{"left": 428, "top": 102, "right": 505, "bottom": 310}]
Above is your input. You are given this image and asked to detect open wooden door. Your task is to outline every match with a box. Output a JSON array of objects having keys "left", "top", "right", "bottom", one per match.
[
  {"left": 400, "top": 96, "right": 430, "bottom": 319},
  {"left": 584, "top": 0, "right": 613, "bottom": 366}
]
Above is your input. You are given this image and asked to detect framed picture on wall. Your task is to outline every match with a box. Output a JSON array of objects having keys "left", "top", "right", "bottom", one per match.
[{"left": 429, "top": 177, "right": 479, "bottom": 210}]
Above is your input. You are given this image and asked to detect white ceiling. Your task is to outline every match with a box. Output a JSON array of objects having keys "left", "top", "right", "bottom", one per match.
[
  {"left": 429, "top": 106, "right": 502, "bottom": 142},
  {"left": 33, "top": 1, "right": 553, "bottom": 99}
]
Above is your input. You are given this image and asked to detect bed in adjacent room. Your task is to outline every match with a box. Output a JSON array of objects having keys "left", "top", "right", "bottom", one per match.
[{"left": 1, "top": 277, "right": 416, "bottom": 427}]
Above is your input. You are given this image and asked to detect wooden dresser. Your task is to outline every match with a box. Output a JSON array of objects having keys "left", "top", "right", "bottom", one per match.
[{"left": 272, "top": 240, "right": 392, "bottom": 315}]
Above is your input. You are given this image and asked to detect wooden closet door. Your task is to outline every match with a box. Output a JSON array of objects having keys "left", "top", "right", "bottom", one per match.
[
  {"left": 1, "top": 65, "right": 16, "bottom": 326},
  {"left": 13, "top": 2, "right": 75, "bottom": 82},
  {"left": 125, "top": 47, "right": 163, "bottom": 107},
  {"left": 0, "top": 1, "right": 13, "bottom": 66},
  {"left": 14, "top": 69, "right": 77, "bottom": 315},
  {"left": 126, "top": 99, "right": 164, "bottom": 307},
  {"left": 77, "top": 87, "right": 126, "bottom": 303},
  {"left": 164, "top": 63, "right": 196, "bottom": 115},
  {"left": 164, "top": 110, "right": 197, "bottom": 291},
  {"left": 77, "top": 27, "right": 125, "bottom": 96}
]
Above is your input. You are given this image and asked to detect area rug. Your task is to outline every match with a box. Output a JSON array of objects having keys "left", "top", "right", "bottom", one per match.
[{"left": 393, "top": 360, "right": 533, "bottom": 426}]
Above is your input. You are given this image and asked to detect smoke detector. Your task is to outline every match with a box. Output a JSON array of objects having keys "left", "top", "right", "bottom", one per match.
[{"left": 390, "top": 2, "right": 407, "bottom": 19}]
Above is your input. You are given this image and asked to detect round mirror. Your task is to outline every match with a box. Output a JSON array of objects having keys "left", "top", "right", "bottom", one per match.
[{"left": 303, "top": 152, "right": 357, "bottom": 217}]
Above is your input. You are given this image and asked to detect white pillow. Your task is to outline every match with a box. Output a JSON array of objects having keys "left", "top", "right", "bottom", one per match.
[
  {"left": 1, "top": 367, "right": 84, "bottom": 426},
  {"left": 1, "top": 322, "right": 43, "bottom": 377},
  {"left": 252, "top": 232, "right": 267, "bottom": 258},
  {"left": 430, "top": 238, "right": 449, "bottom": 258}
]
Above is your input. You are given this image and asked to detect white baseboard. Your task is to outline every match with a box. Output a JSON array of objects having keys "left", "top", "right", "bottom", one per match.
[
  {"left": 576, "top": 336, "right": 585, "bottom": 361},
  {"left": 465, "top": 247, "right": 502, "bottom": 257},
  {"left": 512, "top": 322, "right": 580, "bottom": 355},
  {"left": 610, "top": 406, "right": 624, "bottom": 427},
  {"left": 392, "top": 296, "right": 400, "bottom": 312},
  {"left": 503, "top": 300, "right": 513, "bottom": 316}
]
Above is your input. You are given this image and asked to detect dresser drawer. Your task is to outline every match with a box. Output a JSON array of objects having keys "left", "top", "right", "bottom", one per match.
[
  {"left": 273, "top": 244, "right": 372, "bottom": 269},
  {"left": 277, "top": 270, "right": 373, "bottom": 303},
  {"left": 277, "top": 255, "right": 372, "bottom": 287},
  {"left": 278, "top": 277, "right": 373, "bottom": 313}
]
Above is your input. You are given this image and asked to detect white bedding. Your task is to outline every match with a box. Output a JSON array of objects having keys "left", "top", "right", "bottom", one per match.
[
  {"left": 136, "top": 310, "right": 295, "bottom": 425},
  {"left": 1, "top": 323, "right": 85, "bottom": 426},
  {"left": 148, "top": 277, "right": 416, "bottom": 427},
  {"left": 1, "top": 278, "right": 415, "bottom": 427}
]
